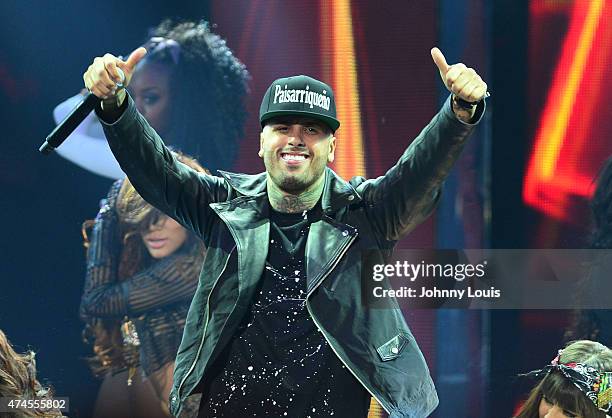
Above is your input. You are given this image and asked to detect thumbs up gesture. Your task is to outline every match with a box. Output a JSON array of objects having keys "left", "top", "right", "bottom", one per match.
[
  {"left": 83, "top": 47, "right": 148, "bottom": 100},
  {"left": 431, "top": 47, "right": 487, "bottom": 104}
]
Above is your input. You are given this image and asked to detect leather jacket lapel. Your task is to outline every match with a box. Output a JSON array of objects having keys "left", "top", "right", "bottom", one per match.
[
  {"left": 305, "top": 218, "right": 358, "bottom": 295},
  {"left": 210, "top": 194, "right": 270, "bottom": 299}
]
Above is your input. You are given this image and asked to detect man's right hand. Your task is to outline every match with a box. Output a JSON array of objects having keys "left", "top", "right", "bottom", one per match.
[{"left": 83, "top": 47, "right": 147, "bottom": 108}]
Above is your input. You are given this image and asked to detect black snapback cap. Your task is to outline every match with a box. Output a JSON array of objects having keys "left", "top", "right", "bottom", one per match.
[{"left": 259, "top": 75, "right": 340, "bottom": 132}]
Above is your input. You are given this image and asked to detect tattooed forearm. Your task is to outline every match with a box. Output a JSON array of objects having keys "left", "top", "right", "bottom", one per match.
[{"left": 451, "top": 95, "right": 478, "bottom": 123}]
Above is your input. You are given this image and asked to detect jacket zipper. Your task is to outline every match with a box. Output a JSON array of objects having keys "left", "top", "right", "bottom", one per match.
[
  {"left": 176, "top": 245, "right": 236, "bottom": 401},
  {"left": 305, "top": 234, "right": 392, "bottom": 415}
]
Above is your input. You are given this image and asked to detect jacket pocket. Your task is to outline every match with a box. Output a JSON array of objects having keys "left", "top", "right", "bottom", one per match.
[{"left": 376, "top": 332, "right": 411, "bottom": 361}]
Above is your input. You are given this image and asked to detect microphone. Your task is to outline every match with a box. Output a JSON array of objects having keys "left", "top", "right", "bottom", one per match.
[
  {"left": 39, "top": 93, "right": 100, "bottom": 155},
  {"left": 40, "top": 67, "right": 125, "bottom": 155}
]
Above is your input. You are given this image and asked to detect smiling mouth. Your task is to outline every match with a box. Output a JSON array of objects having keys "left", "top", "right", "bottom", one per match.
[{"left": 280, "top": 152, "right": 309, "bottom": 162}]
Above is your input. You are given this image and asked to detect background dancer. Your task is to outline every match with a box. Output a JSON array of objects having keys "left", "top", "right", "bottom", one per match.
[{"left": 80, "top": 152, "right": 207, "bottom": 418}]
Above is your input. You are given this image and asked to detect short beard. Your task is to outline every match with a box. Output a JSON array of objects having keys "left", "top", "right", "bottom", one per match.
[{"left": 272, "top": 173, "right": 312, "bottom": 193}]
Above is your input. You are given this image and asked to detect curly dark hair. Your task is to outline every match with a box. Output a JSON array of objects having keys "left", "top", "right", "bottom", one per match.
[{"left": 142, "top": 20, "right": 250, "bottom": 172}]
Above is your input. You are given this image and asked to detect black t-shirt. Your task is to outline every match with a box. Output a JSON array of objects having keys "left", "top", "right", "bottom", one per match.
[{"left": 199, "top": 205, "right": 370, "bottom": 418}]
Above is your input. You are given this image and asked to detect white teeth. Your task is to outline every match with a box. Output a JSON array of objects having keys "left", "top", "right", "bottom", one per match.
[{"left": 282, "top": 154, "right": 306, "bottom": 161}]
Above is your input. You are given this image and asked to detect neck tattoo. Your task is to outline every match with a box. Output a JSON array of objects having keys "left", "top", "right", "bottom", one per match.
[{"left": 267, "top": 176, "right": 325, "bottom": 213}]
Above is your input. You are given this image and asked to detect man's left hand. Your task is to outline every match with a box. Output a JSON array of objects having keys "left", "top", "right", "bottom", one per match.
[{"left": 431, "top": 47, "right": 487, "bottom": 121}]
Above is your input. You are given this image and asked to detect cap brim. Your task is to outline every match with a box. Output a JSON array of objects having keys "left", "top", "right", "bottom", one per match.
[{"left": 260, "top": 110, "right": 340, "bottom": 132}]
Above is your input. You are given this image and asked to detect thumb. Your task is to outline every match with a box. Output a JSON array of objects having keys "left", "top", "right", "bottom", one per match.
[
  {"left": 431, "top": 47, "right": 450, "bottom": 76},
  {"left": 123, "top": 47, "right": 148, "bottom": 72}
]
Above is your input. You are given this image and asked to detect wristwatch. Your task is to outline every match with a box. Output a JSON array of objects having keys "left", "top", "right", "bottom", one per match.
[{"left": 453, "top": 92, "right": 490, "bottom": 110}]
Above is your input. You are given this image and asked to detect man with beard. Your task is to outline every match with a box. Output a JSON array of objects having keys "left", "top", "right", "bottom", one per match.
[{"left": 82, "top": 46, "right": 487, "bottom": 418}]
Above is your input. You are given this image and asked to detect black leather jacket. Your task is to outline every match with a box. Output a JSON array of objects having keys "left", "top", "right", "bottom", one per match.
[{"left": 98, "top": 94, "right": 484, "bottom": 418}]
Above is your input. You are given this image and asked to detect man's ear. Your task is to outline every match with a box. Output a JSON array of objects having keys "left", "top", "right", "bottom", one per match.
[
  {"left": 258, "top": 132, "right": 264, "bottom": 158},
  {"left": 327, "top": 135, "right": 336, "bottom": 163}
]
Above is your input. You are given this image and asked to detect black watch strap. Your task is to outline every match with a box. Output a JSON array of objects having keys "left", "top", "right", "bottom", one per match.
[
  {"left": 453, "top": 92, "right": 490, "bottom": 110},
  {"left": 454, "top": 96, "right": 479, "bottom": 110}
]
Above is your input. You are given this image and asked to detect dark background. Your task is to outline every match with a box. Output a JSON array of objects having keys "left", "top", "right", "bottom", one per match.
[
  {"left": 1, "top": 1, "right": 609, "bottom": 417},
  {"left": 0, "top": 2, "right": 210, "bottom": 416}
]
